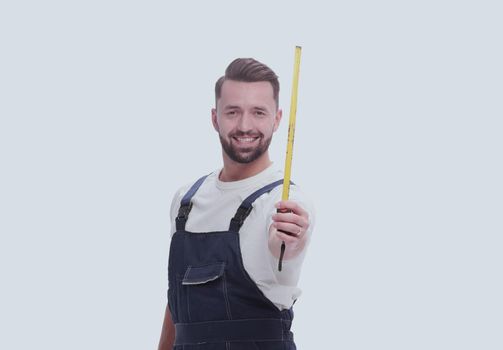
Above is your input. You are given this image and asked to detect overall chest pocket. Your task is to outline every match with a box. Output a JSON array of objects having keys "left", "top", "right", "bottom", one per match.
[{"left": 180, "top": 262, "right": 232, "bottom": 322}]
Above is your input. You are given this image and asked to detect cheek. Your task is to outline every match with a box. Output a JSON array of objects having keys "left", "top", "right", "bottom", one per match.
[
  {"left": 261, "top": 121, "right": 277, "bottom": 135},
  {"left": 221, "top": 124, "right": 236, "bottom": 137},
  {"left": 215, "top": 119, "right": 230, "bottom": 133}
]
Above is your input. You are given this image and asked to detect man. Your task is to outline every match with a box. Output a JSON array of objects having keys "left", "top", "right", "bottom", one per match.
[{"left": 158, "top": 58, "right": 315, "bottom": 350}]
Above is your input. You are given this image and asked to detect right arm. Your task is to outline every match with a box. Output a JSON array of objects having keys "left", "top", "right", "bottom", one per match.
[{"left": 157, "top": 304, "right": 175, "bottom": 350}]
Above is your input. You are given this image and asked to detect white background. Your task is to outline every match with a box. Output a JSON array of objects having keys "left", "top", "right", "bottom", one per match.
[{"left": 1, "top": 1, "right": 502, "bottom": 349}]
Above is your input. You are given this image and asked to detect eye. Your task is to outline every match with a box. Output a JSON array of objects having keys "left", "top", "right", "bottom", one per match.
[
  {"left": 226, "top": 110, "right": 237, "bottom": 116},
  {"left": 255, "top": 110, "right": 266, "bottom": 116}
]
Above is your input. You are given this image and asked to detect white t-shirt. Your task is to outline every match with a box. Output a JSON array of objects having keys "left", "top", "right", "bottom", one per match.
[{"left": 168, "top": 162, "right": 315, "bottom": 310}]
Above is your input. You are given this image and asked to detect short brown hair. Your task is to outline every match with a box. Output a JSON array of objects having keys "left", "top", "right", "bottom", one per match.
[{"left": 215, "top": 58, "right": 280, "bottom": 109}]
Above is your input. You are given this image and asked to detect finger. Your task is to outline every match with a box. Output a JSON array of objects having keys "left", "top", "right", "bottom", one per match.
[
  {"left": 272, "top": 222, "right": 302, "bottom": 237},
  {"left": 275, "top": 229, "right": 300, "bottom": 244},
  {"left": 275, "top": 200, "right": 308, "bottom": 219},
  {"left": 272, "top": 212, "right": 307, "bottom": 228}
]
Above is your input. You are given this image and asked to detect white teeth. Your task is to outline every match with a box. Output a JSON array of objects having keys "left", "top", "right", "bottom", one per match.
[{"left": 235, "top": 137, "right": 257, "bottom": 142}]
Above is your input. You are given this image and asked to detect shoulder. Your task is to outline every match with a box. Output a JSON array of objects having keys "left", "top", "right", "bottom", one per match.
[
  {"left": 169, "top": 171, "right": 219, "bottom": 218},
  {"left": 265, "top": 181, "right": 315, "bottom": 215},
  {"left": 175, "top": 171, "right": 219, "bottom": 197},
  {"left": 254, "top": 179, "right": 316, "bottom": 231}
]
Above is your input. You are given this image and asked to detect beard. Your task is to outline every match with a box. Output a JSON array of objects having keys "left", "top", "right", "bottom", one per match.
[{"left": 219, "top": 132, "right": 272, "bottom": 164}]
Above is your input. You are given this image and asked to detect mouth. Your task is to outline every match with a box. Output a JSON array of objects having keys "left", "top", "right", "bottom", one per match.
[{"left": 232, "top": 136, "right": 260, "bottom": 145}]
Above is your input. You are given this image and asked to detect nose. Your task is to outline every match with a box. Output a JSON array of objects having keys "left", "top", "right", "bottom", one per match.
[{"left": 237, "top": 112, "right": 253, "bottom": 132}]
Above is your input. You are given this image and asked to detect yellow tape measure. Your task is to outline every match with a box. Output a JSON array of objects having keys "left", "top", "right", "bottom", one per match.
[
  {"left": 281, "top": 46, "right": 302, "bottom": 201},
  {"left": 278, "top": 46, "right": 302, "bottom": 271}
]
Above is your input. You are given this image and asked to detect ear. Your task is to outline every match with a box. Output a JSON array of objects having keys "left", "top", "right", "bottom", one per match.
[
  {"left": 273, "top": 108, "right": 283, "bottom": 132},
  {"left": 211, "top": 108, "right": 219, "bottom": 132}
]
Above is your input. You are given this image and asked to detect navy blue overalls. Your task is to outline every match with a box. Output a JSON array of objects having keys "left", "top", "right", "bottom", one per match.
[{"left": 168, "top": 175, "right": 297, "bottom": 349}]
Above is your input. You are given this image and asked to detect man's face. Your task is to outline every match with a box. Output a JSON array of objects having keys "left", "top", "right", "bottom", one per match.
[{"left": 212, "top": 80, "right": 282, "bottom": 164}]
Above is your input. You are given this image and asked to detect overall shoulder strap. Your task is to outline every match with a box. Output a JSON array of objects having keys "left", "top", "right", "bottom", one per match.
[
  {"left": 228, "top": 179, "right": 295, "bottom": 232},
  {"left": 175, "top": 174, "right": 210, "bottom": 231}
]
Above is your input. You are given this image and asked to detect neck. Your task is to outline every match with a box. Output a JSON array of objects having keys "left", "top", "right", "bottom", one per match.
[{"left": 219, "top": 152, "right": 272, "bottom": 182}]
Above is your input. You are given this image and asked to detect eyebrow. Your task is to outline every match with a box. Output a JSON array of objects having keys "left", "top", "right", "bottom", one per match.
[
  {"left": 223, "top": 105, "right": 242, "bottom": 110},
  {"left": 224, "top": 105, "right": 269, "bottom": 111}
]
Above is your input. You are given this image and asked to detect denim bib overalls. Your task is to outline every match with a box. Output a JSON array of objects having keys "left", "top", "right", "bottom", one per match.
[{"left": 168, "top": 175, "right": 297, "bottom": 349}]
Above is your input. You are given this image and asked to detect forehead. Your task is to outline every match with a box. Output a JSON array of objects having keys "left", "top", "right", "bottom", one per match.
[{"left": 218, "top": 80, "right": 275, "bottom": 109}]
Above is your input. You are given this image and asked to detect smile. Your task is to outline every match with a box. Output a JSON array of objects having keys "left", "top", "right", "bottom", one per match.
[{"left": 233, "top": 137, "right": 259, "bottom": 144}]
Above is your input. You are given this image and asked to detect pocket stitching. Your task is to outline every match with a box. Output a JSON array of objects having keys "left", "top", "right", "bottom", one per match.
[{"left": 182, "top": 262, "right": 226, "bottom": 285}]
